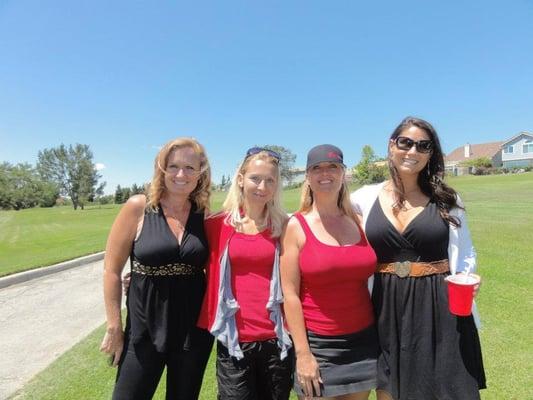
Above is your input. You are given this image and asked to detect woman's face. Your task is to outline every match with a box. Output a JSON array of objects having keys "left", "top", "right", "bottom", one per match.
[
  {"left": 163, "top": 147, "right": 202, "bottom": 197},
  {"left": 306, "top": 162, "right": 345, "bottom": 195},
  {"left": 238, "top": 158, "right": 278, "bottom": 208},
  {"left": 389, "top": 125, "right": 433, "bottom": 177}
]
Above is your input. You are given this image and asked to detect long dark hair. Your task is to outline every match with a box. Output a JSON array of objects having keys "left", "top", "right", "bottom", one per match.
[{"left": 388, "top": 116, "right": 462, "bottom": 227}]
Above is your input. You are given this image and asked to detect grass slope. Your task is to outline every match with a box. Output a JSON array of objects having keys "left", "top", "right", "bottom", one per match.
[
  {"left": 0, "top": 205, "right": 120, "bottom": 276},
  {"left": 0, "top": 187, "right": 304, "bottom": 277}
]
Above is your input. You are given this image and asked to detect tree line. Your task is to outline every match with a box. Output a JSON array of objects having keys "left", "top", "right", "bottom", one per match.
[
  {"left": 1, "top": 144, "right": 105, "bottom": 210},
  {"left": 1, "top": 142, "right": 391, "bottom": 211}
]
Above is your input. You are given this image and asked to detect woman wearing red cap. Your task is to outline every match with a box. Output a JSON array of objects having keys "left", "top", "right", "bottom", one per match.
[
  {"left": 351, "top": 117, "right": 485, "bottom": 400},
  {"left": 281, "top": 144, "right": 378, "bottom": 399}
]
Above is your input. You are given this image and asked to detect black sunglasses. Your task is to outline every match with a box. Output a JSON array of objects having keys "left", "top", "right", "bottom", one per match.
[
  {"left": 245, "top": 147, "right": 281, "bottom": 161},
  {"left": 394, "top": 136, "right": 434, "bottom": 153}
]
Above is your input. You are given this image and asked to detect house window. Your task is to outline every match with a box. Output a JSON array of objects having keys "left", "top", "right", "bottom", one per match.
[
  {"left": 523, "top": 140, "right": 533, "bottom": 153},
  {"left": 504, "top": 145, "right": 514, "bottom": 154}
]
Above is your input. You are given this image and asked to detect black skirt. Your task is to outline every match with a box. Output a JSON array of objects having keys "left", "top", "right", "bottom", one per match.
[
  {"left": 293, "top": 325, "right": 378, "bottom": 397},
  {"left": 373, "top": 272, "right": 486, "bottom": 400}
]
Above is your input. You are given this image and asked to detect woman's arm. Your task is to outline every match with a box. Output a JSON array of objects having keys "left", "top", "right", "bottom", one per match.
[
  {"left": 280, "top": 217, "right": 322, "bottom": 397},
  {"left": 100, "top": 195, "right": 145, "bottom": 366}
]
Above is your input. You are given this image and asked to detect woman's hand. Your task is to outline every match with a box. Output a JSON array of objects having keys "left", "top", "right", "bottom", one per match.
[
  {"left": 457, "top": 272, "right": 482, "bottom": 297},
  {"left": 296, "top": 351, "right": 322, "bottom": 398},
  {"left": 99, "top": 327, "right": 124, "bottom": 367},
  {"left": 473, "top": 277, "right": 481, "bottom": 297}
]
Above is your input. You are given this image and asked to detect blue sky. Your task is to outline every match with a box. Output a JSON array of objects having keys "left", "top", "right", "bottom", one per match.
[{"left": 1, "top": 0, "right": 531, "bottom": 194}]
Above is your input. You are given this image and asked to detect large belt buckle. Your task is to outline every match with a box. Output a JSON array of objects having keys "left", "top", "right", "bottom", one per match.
[{"left": 394, "top": 261, "right": 411, "bottom": 278}]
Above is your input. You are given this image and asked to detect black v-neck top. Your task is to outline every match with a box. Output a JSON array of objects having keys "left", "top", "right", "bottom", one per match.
[
  {"left": 365, "top": 199, "right": 449, "bottom": 264},
  {"left": 131, "top": 206, "right": 208, "bottom": 268},
  {"left": 126, "top": 205, "right": 209, "bottom": 352}
]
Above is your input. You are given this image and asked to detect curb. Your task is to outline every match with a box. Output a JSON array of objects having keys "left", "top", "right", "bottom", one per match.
[{"left": 0, "top": 252, "right": 105, "bottom": 290}]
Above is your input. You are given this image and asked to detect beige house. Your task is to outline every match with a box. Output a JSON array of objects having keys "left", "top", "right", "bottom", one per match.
[{"left": 445, "top": 142, "right": 503, "bottom": 175}]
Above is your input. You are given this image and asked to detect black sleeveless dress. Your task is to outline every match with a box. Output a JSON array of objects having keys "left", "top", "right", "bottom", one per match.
[
  {"left": 125, "top": 205, "right": 212, "bottom": 353},
  {"left": 365, "top": 199, "right": 486, "bottom": 400}
]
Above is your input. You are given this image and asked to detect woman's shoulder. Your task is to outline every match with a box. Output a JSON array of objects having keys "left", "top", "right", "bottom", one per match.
[
  {"left": 121, "top": 194, "right": 147, "bottom": 216},
  {"left": 204, "top": 211, "right": 228, "bottom": 231}
]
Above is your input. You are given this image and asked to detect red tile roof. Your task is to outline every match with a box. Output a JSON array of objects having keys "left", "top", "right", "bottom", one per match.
[{"left": 445, "top": 142, "right": 504, "bottom": 163}]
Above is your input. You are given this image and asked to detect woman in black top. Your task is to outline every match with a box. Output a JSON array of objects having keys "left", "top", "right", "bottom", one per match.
[{"left": 100, "top": 138, "right": 214, "bottom": 400}]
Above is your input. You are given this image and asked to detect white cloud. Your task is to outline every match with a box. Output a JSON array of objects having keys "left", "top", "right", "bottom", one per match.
[{"left": 95, "top": 163, "right": 106, "bottom": 171}]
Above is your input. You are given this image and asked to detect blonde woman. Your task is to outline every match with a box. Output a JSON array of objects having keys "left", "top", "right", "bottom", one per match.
[
  {"left": 100, "top": 138, "right": 214, "bottom": 400},
  {"left": 198, "top": 147, "right": 293, "bottom": 399},
  {"left": 281, "top": 145, "right": 378, "bottom": 399}
]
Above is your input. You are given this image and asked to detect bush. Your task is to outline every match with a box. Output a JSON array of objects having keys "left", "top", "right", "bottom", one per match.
[{"left": 97, "top": 195, "right": 114, "bottom": 205}]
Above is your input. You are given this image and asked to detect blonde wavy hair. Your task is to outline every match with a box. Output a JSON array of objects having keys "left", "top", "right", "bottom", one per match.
[
  {"left": 298, "top": 168, "right": 356, "bottom": 220},
  {"left": 223, "top": 151, "right": 287, "bottom": 237},
  {"left": 146, "top": 137, "right": 211, "bottom": 213}
]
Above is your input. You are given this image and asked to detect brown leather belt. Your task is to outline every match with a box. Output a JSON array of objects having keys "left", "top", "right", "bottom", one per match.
[{"left": 376, "top": 259, "right": 449, "bottom": 278}]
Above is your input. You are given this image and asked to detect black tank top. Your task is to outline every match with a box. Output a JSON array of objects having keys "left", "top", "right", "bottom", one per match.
[{"left": 126, "top": 205, "right": 208, "bottom": 352}]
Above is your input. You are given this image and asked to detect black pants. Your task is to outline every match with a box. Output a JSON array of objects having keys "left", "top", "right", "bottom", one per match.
[
  {"left": 112, "top": 329, "right": 214, "bottom": 400},
  {"left": 216, "top": 339, "right": 293, "bottom": 400}
]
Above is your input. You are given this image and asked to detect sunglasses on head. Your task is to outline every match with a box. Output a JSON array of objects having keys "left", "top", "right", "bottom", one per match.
[
  {"left": 394, "top": 136, "right": 434, "bottom": 153},
  {"left": 245, "top": 147, "right": 281, "bottom": 161}
]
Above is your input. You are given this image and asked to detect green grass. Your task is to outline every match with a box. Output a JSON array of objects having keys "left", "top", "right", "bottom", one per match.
[
  {"left": 449, "top": 173, "right": 533, "bottom": 399},
  {"left": 0, "top": 204, "right": 121, "bottom": 276},
  {"left": 7, "top": 173, "right": 533, "bottom": 399},
  {"left": 0, "top": 187, "right": 305, "bottom": 277}
]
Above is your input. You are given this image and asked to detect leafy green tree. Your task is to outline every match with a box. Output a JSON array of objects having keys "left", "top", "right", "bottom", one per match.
[
  {"left": 131, "top": 183, "right": 145, "bottom": 195},
  {"left": 114, "top": 185, "right": 124, "bottom": 204},
  {"left": 459, "top": 157, "right": 492, "bottom": 168},
  {"left": 257, "top": 145, "right": 297, "bottom": 183},
  {"left": 218, "top": 174, "right": 231, "bottom": 191},
  {"left": 122, "top": 187, "right": 131, "bottom": 202},
  {"left": 38, "top": 181, "right": 60, "bottom": 207},
  {"left": 36, "top": 144, "right": 105, "bottom": 210},
  {"left": 0, "top": 162, "right": 12, "bottom": 209},
  {"left": 97, "top": 194, "right": 114, "bottom": 205},
  {"left": 0, "top": 162, "right": 59, "bottom": 210},
  {"left": 353, "top": 145, "right": 388, "bottom": 184}
]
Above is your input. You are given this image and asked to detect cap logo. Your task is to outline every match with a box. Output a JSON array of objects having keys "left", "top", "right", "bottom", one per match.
[{"left": 328, "top": 151, "right": 342, "bottom": 160}]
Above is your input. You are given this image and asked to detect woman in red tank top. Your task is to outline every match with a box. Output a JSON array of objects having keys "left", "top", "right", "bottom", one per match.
[{"left": 281, "top": 144, "right": 379, "bottom": 399}]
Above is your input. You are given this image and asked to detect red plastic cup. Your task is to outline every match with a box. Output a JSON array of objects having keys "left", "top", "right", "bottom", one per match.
[{"left": 444, "top": 274, "right": 480, "bottom": 316}]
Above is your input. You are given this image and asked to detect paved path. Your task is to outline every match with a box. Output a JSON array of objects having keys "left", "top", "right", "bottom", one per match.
[{"left": 0, "top": 259, "right": 122, "bottom": 399}]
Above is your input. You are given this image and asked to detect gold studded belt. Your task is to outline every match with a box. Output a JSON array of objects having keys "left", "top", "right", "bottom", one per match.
[
  {"left": 376, "top": 259, "right": 449, "bottom": 278},
  {"left": 132, "top": 260, "right": 203, "bottom": 276}
]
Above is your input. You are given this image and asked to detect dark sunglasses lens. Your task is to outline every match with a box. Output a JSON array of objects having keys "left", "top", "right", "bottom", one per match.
[
  {"left": 246, "top": 147, "right": 261, "bottom": 157},
  {"left": 246, "top": 147, "right": 280, "bottom": 160},
  {"left": 396, "top": 137, "right": 414, "bottom": 150},
  {"left": 417, "top": 141, "right": 433, "bottom": 153},
  {"left": 268, "top": 150, "right": 281, "bottom": 160}
]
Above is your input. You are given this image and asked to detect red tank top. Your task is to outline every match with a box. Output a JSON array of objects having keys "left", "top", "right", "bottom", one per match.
[
  {"left": 295, "top": 213, "right": 376, "bottom": 335},
  {"left": 229, "top": 230, "right": 277, "bottom": 342}
]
